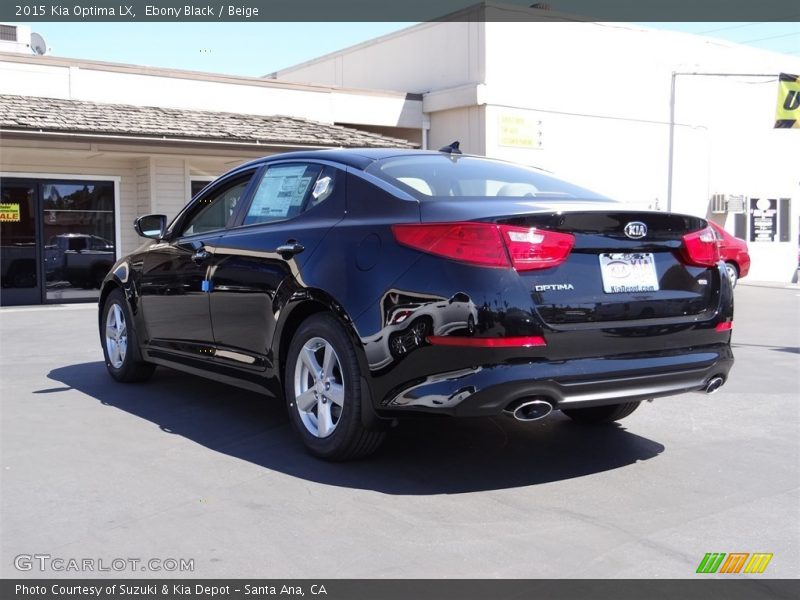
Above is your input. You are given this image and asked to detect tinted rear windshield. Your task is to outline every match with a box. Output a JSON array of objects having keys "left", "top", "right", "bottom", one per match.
[{"left": 365, "top": 155, "right": 609, "bottom": 201}]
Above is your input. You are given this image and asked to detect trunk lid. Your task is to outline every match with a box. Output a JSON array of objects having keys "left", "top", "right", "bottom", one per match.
[{"left": 419, "top": 200, "right": 718, "bottom": 324}]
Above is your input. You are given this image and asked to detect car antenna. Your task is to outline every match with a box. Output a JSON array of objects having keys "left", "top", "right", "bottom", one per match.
[{"left": 438, "top": 141, "right": 462, "bottom": 155}]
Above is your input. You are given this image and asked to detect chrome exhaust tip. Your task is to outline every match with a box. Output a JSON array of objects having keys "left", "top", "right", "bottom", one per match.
[
  {"left": 704, "top": 376, "right": 725, "bottom": 394},
  {"left": 506, "top": 398, "right": 553, "bottom": 422}
]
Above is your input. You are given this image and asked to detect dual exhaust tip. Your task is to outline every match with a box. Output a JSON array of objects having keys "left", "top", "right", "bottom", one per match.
[
  {"left": 505, "top": 398, "right": 553, "bottom": 422},
  {"left": 505, "top": 375, "right": 726, "bottom": 422},
  {"left": 703, "top": 375, "right": 725, "bottom": 394}
]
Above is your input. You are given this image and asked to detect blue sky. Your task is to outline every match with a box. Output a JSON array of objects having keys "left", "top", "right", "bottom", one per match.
[{"left": 30, "top": 21, "right": 799, "bottom": 77}]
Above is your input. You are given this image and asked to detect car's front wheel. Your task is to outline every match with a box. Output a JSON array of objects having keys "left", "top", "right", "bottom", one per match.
[
  {"left": 101, "top": 288, "right": 155, "bottom": 383},
  {"left": 285, "top": 313, "right": 385, "bottom": 460},
  {"left": 561, "top": 401, "right": 640, "bottom": 424}
]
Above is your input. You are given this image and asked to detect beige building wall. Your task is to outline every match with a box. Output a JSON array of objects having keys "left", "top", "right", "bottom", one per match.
[
  {"left": 428, "top": 106, "right": 486, "bottom": 156},
  {"left": 1, "top": 138, "right": 270, "bottom": 255}
]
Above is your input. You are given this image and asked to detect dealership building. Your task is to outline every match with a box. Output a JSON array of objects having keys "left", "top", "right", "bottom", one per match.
[{"left": 1, "top": 4, "right": 799, "bottom": 305}]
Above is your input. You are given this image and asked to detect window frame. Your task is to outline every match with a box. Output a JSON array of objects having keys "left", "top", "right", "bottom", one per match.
[
  {"left": 166, "top": 166, "right": 262, "bottom": 241},
  {"left": 230, "top": 160, "right": 342, "bottom": 231}
]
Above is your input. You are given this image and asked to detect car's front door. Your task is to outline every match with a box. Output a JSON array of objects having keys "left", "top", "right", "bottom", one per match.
[
  {"left": 139, "top": 169, "right": 258, "bottom": 362},
  {"left": 208, "top": 162, "right": 344, "bottom": 374}
]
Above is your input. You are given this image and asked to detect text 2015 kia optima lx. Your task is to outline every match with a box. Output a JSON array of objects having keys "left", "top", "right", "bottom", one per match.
[{"left": 98, "top": 148, "right": 734, "bottom": 460}]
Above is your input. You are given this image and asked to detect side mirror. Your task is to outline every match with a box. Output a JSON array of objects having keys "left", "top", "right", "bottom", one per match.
[{"left": 134, "top": 214, "right": 167, "bottom": 239}]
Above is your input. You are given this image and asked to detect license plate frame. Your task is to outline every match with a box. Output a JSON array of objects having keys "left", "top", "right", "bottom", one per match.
[{"left": 599, "top": 252, "right": 660, "bottom": 294}]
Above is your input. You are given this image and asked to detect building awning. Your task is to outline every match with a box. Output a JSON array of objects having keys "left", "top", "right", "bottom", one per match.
[{"left": 0, "top": 94, "right": 416, "bottom": 148}]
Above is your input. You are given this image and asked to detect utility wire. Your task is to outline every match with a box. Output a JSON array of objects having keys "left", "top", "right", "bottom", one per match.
[
  {"left": 699, "top": 17, "right": 800, "bottom": 34},
  {"left": 740, "top": 31, "right": 800, "bottom": 43},
  {"left": 699, "top": 22, "right": 760, "bottom": 34}
]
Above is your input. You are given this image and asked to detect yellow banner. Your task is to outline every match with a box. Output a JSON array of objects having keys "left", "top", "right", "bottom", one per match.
[
  {"left": 0, "top": 203, "right": 21, "bottom": 222},
  {"left": 775, "top": 73, "right": 800, "bottom": 128}
]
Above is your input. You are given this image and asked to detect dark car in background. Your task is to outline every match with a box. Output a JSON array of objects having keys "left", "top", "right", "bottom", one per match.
[
  {"left": 707, "top": 221, "right": 750, "bottom": 287},
  {"left": 46, "top": 233, "right": 115, "bottom": 289},
  {"left": 97, "top": 149, "right": 734, "bottom": 460}
]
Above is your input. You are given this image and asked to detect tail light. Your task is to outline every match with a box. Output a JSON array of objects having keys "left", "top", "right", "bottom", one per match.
[
  {"left": 682, "top": 226, "right": 720, "bottom": 267},
  {"left": 391, "top": 222, "right": 508, "bottom": 268},
  {"left": 498, "top": 225, "right": 574, "bottom": 271},
  {"left": 391, "top": 222, "right": 574, "bottom": 271}
]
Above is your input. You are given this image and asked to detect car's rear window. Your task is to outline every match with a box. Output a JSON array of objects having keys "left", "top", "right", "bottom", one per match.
[{"left": 364, "top": 155, "right": 609, "bottom": 201}]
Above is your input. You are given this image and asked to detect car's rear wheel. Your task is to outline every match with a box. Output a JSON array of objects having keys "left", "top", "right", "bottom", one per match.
[
  {"left": 467, "top": 314, "right": 476, "bottom": 334},
  {"left": 101, "top": 288, "right": 155, "bottom": 383},
  {"left": 725, "top": 262, "right": 739, "bottom": 288},
  {"left": 561, "top": 401, "right": 640, "bottom": 424},
  {"left": 285, "top": 313, "right": 385, "bottom": 460}
]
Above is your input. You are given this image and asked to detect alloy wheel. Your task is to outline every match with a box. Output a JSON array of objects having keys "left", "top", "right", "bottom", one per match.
[
  {"left": 293, "top": 337, "right": 345, "bottom": 438},
  {"left": 105, "top": 303, "right": 128, "bottom": 368},
  {"left": 725, "top": 263, "right": 738, "bottom": 288}
]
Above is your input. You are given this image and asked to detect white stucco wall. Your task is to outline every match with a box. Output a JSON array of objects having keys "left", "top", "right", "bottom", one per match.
[
  {"left": 273, "top": 21, "right": 485, "bottom": 93},
  {"left": 0, "top": 54, "right": 423, "bottom": 129},
  {"left": 277, "top": 17, "right": 799, "bottom": 281},
  {"left": 481, "top": 22, "right": 800, "bottom": 282}
]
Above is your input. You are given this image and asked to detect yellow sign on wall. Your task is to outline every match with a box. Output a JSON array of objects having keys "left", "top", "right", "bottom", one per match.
[
  {"left": 498, "top": 114, "right": 541, "bottom": 148},
  {"left": 774, "top": 73, "right": 800, "bottom": 128},
  {"left": 0, "top": 203, "right": 21, "bottom": 222}
]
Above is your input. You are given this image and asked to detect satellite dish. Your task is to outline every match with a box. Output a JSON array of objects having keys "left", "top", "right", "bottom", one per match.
[{"left": 30, "top": 32, "right": 48, "bottom": 56}]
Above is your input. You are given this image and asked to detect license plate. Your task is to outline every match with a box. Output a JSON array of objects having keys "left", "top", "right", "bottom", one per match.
[{"left": 599, "top": 253, "right": 659, "bottom": 293}]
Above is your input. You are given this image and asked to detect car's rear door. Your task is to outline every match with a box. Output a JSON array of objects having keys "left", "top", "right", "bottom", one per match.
[
  {"left": 139, "top": 168, "right": 259, "bottom": 362},
  {"left": 207, "top": 161, "right": 344, "bottom": 373}
]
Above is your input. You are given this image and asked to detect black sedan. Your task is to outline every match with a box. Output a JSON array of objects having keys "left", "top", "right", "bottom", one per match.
[{"left": 99, "top": 148, "right": 734, "bottom": 460}]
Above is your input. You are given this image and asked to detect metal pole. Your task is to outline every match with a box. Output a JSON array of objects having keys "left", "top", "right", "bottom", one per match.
[
  {"left": 667, "top": 71, "right": 676, "bottom": 213},
  {"left": 666, "top": 72, "right": 776, "bottom": 214}
]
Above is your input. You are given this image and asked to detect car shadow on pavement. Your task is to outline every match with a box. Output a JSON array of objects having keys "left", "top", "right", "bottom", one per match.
[{"left": 47, "top": 362, "right": 665, "bottom": 495}]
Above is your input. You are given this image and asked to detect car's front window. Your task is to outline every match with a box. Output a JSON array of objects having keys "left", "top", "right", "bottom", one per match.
[
  {"left": 365, "top": 155, "right": 609, "bottom": 201},
  {"left": 179, "top": 177, "right": 251, "bottom": 237}
]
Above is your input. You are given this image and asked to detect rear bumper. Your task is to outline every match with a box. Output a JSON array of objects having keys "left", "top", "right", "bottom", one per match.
[{"left": 378, "top": 343, "right": 734, "bottom": 417}]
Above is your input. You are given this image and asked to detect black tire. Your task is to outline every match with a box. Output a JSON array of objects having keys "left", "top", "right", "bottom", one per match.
[
  {"left": 562, "top": 401, "right": 640, "bottom": 424},
  {"left": 466, "top": 314, "right": 475, "bottom": 335},
  {"left": 100, "top": 288, "right": 156, "bottom": 383},
  {"left": 285, "top": 313, "right": 385, "bottom": 461}
]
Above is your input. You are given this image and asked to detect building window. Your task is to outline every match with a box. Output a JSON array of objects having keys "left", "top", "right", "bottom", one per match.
[
  {"left": 0, "top": 177, "right": 116, "bottom": 306},
  {"left": 191, "top": 179, "right": 213, "bottom": 201}
]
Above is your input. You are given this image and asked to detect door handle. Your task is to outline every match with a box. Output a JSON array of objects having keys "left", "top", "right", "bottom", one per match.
[
  {"left": 191, "top": 248, "right": 210, "bottom": 263},
  {"left": 276, "top": 241, "right": 305, "bottom": 259}
]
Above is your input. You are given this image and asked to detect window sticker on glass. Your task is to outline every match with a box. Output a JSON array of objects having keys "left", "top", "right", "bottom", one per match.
[{"left": 248, "top": 165, "right": 313, "bottom": 222}]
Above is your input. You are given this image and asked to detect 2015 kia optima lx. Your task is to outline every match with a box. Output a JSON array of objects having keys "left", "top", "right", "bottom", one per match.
[{"left": 98, "top": 148, "right": 734, "bottom": 460}]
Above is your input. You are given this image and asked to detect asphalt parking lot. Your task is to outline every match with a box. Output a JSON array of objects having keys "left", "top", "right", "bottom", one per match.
[{"left": 1, "top": 283, "right": 798, "bottom": 579}]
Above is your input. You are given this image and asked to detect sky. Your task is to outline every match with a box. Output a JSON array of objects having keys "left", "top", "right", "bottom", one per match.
[{"left": 27, "top": 21, "right": 800, "bottom": 78}]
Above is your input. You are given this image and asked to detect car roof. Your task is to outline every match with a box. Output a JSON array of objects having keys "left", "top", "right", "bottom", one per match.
[{"left": 236, "top": 148, "right": 454, "bottom": 172}]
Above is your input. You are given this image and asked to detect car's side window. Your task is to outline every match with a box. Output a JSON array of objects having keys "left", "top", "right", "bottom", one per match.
[
  {"left": 242, "top": 163, "right": 334, "bottom": 226},
  {"left": 67, "top": 237, "right": 87, "bottom": 251},
  {"left": 179, "top": 172, "right": 254, "bottom": 237}
]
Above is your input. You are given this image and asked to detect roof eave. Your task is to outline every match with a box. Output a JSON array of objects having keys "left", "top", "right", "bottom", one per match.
[{"left": 0, "top": 128, "right": 413, "bottom": 150}]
